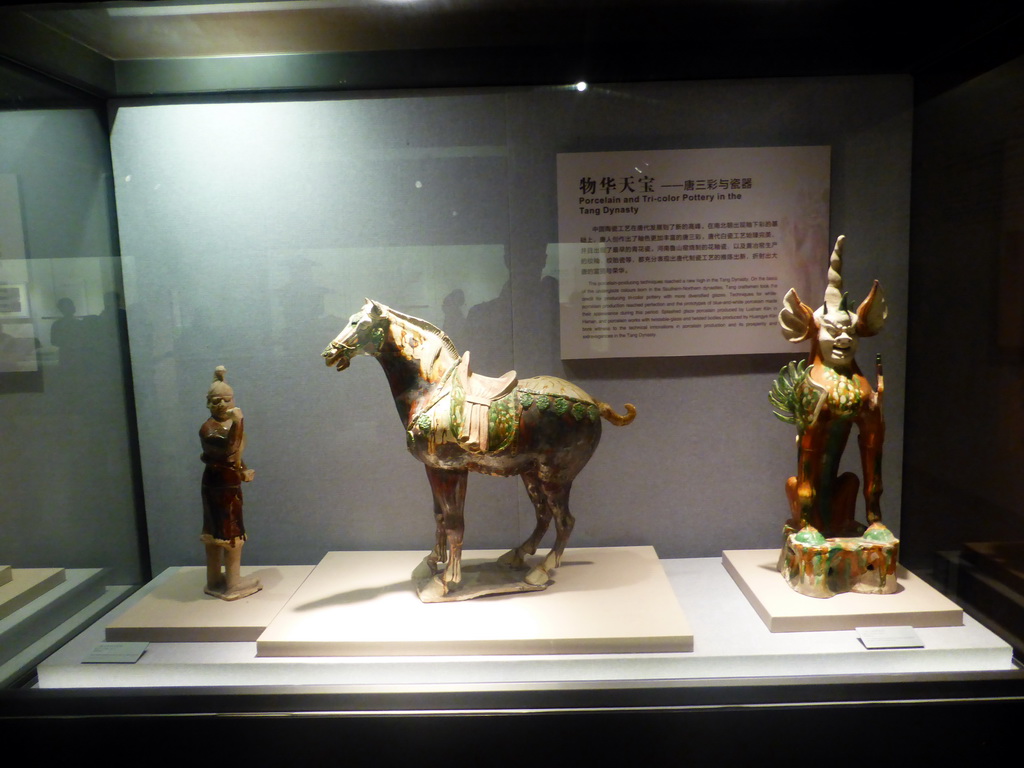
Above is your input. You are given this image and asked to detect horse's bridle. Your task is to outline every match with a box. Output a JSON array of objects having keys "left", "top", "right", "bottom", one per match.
[{"left": 335, "top": 315, "right": 387, "bottom": 358}]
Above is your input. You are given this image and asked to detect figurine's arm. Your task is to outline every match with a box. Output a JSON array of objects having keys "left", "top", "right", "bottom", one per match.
[
  {"left": 223, "top": 407, "right": 245, "bottom": 468},
  {"left": 227, "top": 408, "right": 256, "bottom": 482}
]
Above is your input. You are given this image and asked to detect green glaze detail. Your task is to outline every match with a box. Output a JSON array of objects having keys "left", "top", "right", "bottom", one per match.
[
  {"left": 446, "top": 374, "right": 522, "bottom": 454},
  {"left": 822, "top": 366, "right": 864, "bottom": 419},
  {"left": 862, "top": 524, "right": 896, "bottom": 543},
  {"left": 487, "top": 391, "right": 519, "bottom": 452},
  {"left": 793, "top": 527, "right": 826, "bottom": 545},
  {"left": 519, "top": 388, "right": 600, "bottom": 422},
  {"left": 769, "top": 359, "right": 864, "bottom": 435},
  {"left": 797, "top": 384, "right": 823, "bottom": 429},
  {"left": 769, "top": 359, "right": 809, "bottom": 428},
  {"left": 416, "top": 413, "right": 432, "bottom": 431},
  {"left": 450, "top": 374, "right": 466, "bottom": 438}
]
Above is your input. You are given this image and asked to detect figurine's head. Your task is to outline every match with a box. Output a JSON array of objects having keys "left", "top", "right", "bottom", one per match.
[
  {"left": 207, "top": 365, "right": 235, "bottom": 419},
  {"left": 778, "top": 236, "right": 887, "bottom": 371},
  {"left": 322, "top": 299, "right": 389, "bottom": 371}
]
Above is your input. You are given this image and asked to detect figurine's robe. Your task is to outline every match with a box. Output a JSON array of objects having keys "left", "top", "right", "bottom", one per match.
[{"left": 199, "top": 418, "right": 246, "bottom": 544}]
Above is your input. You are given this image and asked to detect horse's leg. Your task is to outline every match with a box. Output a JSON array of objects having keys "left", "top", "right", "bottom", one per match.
[
  {"left": 425, "top": 466, "right": 467, "bottom": 593},
  {"left": 525, "top": 479, "right": 575, "bottom": 586},
  {"left": 497, "top": 467, "right": 551, "bottom": 569},
  {"left": 424, "top": 467, "right": 448, "bottom": 574}
]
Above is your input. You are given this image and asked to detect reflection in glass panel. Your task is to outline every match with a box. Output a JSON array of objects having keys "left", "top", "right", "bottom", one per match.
[{"left": 0, "top": 62, "right": 141, "bottom": 686}]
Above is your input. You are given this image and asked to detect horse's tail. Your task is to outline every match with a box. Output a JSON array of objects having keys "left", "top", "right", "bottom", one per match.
[{"left": 598, "top": 401, "right": 636, "bottom": 426}]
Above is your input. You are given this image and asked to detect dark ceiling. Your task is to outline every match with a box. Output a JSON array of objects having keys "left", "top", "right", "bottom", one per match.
[{"left": 0, "top": 1, "right": 1022, "bottom": 98}]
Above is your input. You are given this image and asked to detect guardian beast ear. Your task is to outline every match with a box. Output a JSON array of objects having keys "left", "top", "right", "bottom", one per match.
[
  {"left": 855, "top": 281, "right": 887, "bottom": 338},
  {"left": 779, "top": 288, "right": 815, "bottom": 343}
]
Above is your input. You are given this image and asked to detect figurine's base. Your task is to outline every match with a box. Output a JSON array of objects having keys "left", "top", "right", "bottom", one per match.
[
  {"left": 203, "top": 577, "right": 263, "bottom": 602},
  {"left": 412, "top": 556, "right": 548, "bottom": 602},
  {"left": 781, "top": 525, "right": 899, "bottom": 599}
]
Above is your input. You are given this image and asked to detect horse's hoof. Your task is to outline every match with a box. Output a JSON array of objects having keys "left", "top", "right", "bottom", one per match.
[
  {"left": 497, "top": 548, "right": 525, "bottom": 568},
  {"left": 433, "top": 575, "right": 449, "bottom": 596},
  {"left": 524, "top": 567, "right": 549, "bottom": 586}
]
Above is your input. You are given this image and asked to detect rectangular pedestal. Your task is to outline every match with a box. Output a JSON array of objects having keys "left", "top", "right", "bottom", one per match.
[
  {"left": 0, "top": 568, "right": 66, "bottom": 621},
  {"left": 722, "top": 549, "right": 964, "bottom": 632},
  {"left": 257, "top": 546, "right": 693, "bottom": 656},
  {"left": 105, "top": 565, "right": 313, "bottom": 642}
]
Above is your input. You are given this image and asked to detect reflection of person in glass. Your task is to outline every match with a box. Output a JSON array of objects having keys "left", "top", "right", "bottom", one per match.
[
  {"left": 50, "top": 298, "right": 82, "bottom": 367},
  {"left": 200, "top": 366, "right": 261, "bottom": 600}
]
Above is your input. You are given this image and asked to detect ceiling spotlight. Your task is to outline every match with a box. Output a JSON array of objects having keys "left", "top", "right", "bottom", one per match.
[{"left": 575, "top": 81, "right": 588, "bottom": 92}]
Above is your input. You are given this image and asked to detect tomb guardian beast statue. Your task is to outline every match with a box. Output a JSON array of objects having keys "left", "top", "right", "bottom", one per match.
[{"left": 769, "top": 236, "right": 898, "bottom": 597}]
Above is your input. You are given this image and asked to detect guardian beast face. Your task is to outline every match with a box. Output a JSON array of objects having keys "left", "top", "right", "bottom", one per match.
[{"left": 815, "top": 307, "right": 859, "bottom": 368}]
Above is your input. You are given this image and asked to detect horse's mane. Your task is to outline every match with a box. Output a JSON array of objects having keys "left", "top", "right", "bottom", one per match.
[{"left": 379, "top": 302, "right": 461, "bottom": 360}]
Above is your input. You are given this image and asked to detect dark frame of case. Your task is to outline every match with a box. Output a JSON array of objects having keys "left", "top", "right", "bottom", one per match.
[{"left": 1, "top": 1, "right": 1023, "bottom": 752}]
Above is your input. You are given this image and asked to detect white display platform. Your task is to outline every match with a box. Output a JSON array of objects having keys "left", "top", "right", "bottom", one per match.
[
  {"left": 105, "top": 566, "right": 314, "bottom": 642},
  {"left": 35, "top": 556, "right": 1013, "bottom": 689},
  {"left": 0, "top": 568, "right": 66, "bottom": 621},
  {"left": 257, "top": 547, "right": 692, "bottom": 657},
  {"left": 722, "top": 549, "right": 964, "bottom": 632}
]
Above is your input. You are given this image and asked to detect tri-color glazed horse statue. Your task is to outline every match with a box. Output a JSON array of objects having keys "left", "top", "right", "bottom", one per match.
[
  {"left": 322, "top": 299, "right": 636, "bottom": 600},
  {"left": 769, "top": 236, "right": 898, "bottom": 597}
]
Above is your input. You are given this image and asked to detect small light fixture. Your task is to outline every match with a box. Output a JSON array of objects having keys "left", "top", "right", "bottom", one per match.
[{"left": 575, "top": 81, "right": 588, "bottom": 92}]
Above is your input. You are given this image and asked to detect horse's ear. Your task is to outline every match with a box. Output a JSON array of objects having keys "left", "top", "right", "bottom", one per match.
[{"left": 366, "top": 299, "right": 383, "bottom": 317}]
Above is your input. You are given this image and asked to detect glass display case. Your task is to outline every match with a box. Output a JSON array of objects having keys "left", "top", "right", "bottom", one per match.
[{"left": 0, "top": 0, "right": 1021, "bottom": 754}]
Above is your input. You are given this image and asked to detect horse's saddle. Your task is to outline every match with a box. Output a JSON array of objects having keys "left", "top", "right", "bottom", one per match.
[{"left": 455, "top": 351, "right": 517, "bottom": 452}]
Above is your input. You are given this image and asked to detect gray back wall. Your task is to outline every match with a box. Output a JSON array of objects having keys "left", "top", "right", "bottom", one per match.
[{"left": 110, "top": 77, "right": 911, "bottom": 572}]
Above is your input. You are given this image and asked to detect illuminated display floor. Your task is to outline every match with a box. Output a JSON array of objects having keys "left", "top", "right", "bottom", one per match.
[{"left": 37, "top": 555, "right": 1013, "bottom": 689}]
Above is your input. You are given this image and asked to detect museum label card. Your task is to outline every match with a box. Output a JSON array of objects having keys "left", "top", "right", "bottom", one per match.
[
  {"left": 857, "top": 626, "right": 924, "bottom": 649},
  {"left": 83, "top": 641, "right": 149, "bottom": 663}
]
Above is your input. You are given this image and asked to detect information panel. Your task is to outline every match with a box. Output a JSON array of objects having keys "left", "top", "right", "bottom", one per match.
[{"left": 557, "top": 146, "right": 830, "bottom": 359}]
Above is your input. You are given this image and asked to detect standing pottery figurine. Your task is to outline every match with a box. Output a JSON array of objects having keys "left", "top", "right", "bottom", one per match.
[
  {"left": 199, "top": 366, "right": 261, "bottom": 601},
  {"left": 769, "top": 236, "right": 898, "bottom": 598}
]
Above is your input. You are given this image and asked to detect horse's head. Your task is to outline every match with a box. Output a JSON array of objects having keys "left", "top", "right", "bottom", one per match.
[{"left": 322, "top": 299, "right": 390, "bottom": 371}]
